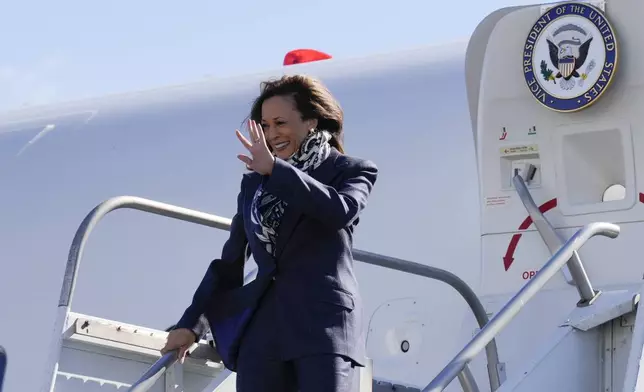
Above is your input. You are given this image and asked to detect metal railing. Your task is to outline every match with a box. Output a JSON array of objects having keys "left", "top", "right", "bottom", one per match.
[
  {"left": 42, "top": 197, "right": 232, "bottom": 392},
  {"left": 421, "top": 221, "right": 620, "bottom": 392},
  {"left": 351, "top": 249, "right": 502, "bottom": 391},
  {"left": 513, "top": 170, "right": 599, "bottom": 306},
  {"left": 513, "top": 171, "right": 576, "bottom": 286},
  {"left": 41, "top": 195, "right": 502, "bottom": 392},
  {"left": 128, "top": 351, "right": 178, "bottom": 392}
]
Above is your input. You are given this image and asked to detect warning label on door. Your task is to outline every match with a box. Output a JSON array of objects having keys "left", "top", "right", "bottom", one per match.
[
  {"left": 499, "top": 144, "right": 539, "bottom": 156},
  {"left": 485, "top": 195, "right": 511, "bottom": 207}
]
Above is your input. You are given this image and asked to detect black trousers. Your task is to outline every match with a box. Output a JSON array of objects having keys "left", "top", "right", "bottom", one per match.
[{"left": 235, "top": 354, "right": 357, "bottom": 392}]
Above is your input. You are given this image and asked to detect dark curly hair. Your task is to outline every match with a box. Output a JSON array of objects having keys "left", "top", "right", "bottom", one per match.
[{"left": 248, "top": 74, "right": 345, "bottom": 153}]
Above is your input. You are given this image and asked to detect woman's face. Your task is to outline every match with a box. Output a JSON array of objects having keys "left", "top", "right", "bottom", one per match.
[{"left": 260, "top": 95, "right": 317, "bottom": 160}]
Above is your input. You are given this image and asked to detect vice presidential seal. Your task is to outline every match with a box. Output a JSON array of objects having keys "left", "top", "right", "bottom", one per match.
[{"left": 522, "top": 2, "right": 618, "bottom": 112}]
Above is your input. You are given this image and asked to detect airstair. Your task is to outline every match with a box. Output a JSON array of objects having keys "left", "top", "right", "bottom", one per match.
[
  {"left": 40, "top": 175, "right": 644, "bottom": 391},
  {"left": 40, "top": 195, "right": 497, "bottom": 392}
]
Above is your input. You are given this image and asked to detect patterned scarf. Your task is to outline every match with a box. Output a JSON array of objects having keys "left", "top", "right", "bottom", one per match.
[{"left": 250, "top": 130, "right": 332, "bottom": 256}]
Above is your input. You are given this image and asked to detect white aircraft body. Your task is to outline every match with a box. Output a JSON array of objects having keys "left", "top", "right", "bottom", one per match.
[{"left": 1, "top": 0, "right": 644, "bottom": 391}]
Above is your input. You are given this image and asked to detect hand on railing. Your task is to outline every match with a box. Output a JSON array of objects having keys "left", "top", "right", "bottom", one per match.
[
  {"left": 422, "top": 222, "right": 620, "bottom": 392},
  {"left": 161, "top": 328, "right": 197, "bottom": 364}
]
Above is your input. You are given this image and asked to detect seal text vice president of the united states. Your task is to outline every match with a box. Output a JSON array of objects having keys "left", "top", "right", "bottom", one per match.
[{"left": 162, "top": 75, "right": 378, "bottom": 392}]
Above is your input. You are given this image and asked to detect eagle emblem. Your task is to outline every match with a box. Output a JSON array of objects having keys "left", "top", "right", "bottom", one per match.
[
  {"left": 542, "top": 23, "right": 595, "bottom": 90},
  {"left": 522, "top": 2, "right": 618, "bottom": 112}
]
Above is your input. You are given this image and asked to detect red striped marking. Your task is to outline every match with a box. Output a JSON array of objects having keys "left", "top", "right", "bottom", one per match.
[
  {"left": 503, "top": 198, "right": 557, "bottom": 271},
  {"left": 504, "top": 193, "right": 644, "bottom": 271}
]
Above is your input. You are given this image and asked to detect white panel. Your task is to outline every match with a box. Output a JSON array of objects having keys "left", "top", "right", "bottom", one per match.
[
  {"left": 210, "top": 371, "right": 236, "bottom": 392},
  {"left": 621, "top": 281, "right": 644, "bottom": 391},
  {"left": 365, "top": 297, "right": 473, "bottom": 389},
  {"left": 496, "top": 327, "right": 602, "bottom": 392},
  {"left": 611, "top": 314, "right": 635, "bottom": 392},
  {"left": 553, "top": 120, "right": 636, "bottom": 216}
]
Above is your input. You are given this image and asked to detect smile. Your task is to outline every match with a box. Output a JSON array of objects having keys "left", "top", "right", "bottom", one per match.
[{"left": 273, "top": 141, "right": 289, "bottom": 151}]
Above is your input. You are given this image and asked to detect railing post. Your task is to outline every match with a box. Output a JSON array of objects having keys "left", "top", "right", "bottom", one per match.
[{"left": 457, "top": 365, "right": 480, "bottom": 392}]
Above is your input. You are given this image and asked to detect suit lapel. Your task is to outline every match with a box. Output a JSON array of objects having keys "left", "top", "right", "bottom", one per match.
[{"left": 273, "top": 149, "right": 342, "bottom": 259}]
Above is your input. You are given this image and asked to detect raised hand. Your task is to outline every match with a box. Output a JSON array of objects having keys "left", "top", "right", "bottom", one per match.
[{"left": 236, "top": 119, "right": 275, "bottom": 175}]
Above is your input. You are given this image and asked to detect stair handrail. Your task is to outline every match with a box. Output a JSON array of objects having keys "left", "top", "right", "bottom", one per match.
[
  {"left": 421, "top": 221, "right": 620, "bottom": 392},
  {"left": 512, "top": 172, "right": 576, "bottom": 286},
  {"left": 127, "top": 352, "right": 177, "bottom": 392},
  {"left": 513, "top": 173, "right": 599, "bottom": 305},
  {"left": 127, "top": 338, "right": 220, "bottom": 392},
  {"left": 41, "top": 196, "right": 232, "bottom": 392},
  {"left": 41, "top": 195, "right": 501, "bottom": 392}
]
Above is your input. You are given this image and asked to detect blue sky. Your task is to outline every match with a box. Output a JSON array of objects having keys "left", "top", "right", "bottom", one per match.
[{"left": 0, "top": 0, "right": 539, "bottom": 112}]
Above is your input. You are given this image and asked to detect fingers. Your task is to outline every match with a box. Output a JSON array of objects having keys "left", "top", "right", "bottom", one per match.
[
  {"left": 236, "top": 129, "right": 252, "bottom": 150},
  {"left": 161, "top": 342, "right": 189, "bottom": 363},
  {"left": 178, "top": 347, "right": 188, "bottom": 364},
  {"left": 237, "top": 154, "right": 252, "bottom": 165},
  {"left": 254, "top": 121, "right": 266, "bottom": 144},
  {"left": 237, "top": 120, "right": 267, "bottom": 172},
  {"left": 248, "top": 120, "right": 259, "bottom": 144},
  {"left": 251, "top": 120, "right": 263, "bottom": 144},
  {"left": 161, "top": 337, "right": 176, "bottom": 355},
  {"left": 237, "top": 120, "right": 264, "bottom": 149},
  {"left": 248, "top": 119, "right": 266, "bottom": 145},
  {"left": 161, "top": 340, "right": 176, "bottom": 355}
]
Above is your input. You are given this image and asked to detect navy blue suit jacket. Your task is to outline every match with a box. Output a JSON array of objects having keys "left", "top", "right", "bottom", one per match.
[{"left": 176, "top": 148, "right": 378, "bottom": 369}]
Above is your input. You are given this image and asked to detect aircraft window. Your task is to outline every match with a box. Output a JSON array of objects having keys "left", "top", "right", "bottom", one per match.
[{"left": 602, "top": 184, "right": 626, "bottom": 202}]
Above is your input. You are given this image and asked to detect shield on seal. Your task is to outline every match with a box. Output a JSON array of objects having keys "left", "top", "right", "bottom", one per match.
[{"left": 558, "top": 57, "right": 575, "bottom": 78}]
